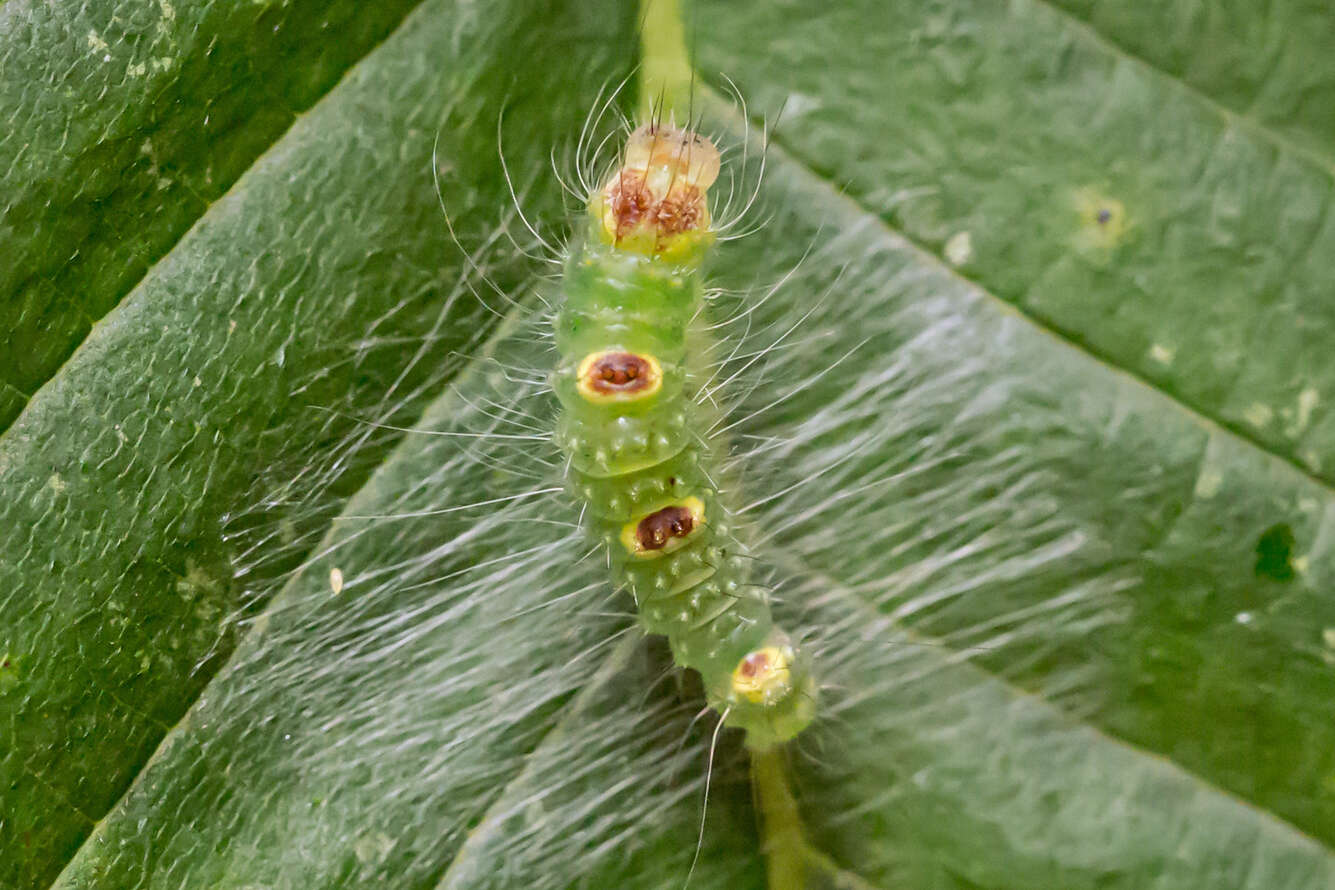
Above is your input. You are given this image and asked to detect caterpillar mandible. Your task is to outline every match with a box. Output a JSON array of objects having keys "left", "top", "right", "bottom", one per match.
[{"left": 551, "top": 120, "right": 817, "bottom": 750}]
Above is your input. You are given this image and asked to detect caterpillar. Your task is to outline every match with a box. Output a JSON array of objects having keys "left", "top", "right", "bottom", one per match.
[{"left": 550, "top": 120, "right": 817, "bottom": 751}]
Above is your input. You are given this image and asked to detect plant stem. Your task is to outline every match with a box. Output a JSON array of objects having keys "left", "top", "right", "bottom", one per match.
[
  {"left": 752, "top": 747, "right": 808, "bottom": 890},
  {"left": 638, "top": 0, "right": 694, "bottom": 121}
]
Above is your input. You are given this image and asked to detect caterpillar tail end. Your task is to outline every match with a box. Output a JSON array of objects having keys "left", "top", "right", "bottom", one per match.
[{"left": 708, "top": 632, "right": 818, "bottom": 752}]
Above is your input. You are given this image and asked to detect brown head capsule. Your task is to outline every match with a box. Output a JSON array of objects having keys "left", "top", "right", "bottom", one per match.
[
  {"left": 576, "top": 350, "right": 662, "bottom": 402},
  {"left": 592, "top": 124, "right": 720, "bottom": 259},
  {"left": 620, "top": 496, "right": 706, "bottom": 558}
]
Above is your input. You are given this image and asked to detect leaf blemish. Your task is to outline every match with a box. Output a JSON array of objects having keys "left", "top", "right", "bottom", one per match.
[
  {"left": 1287, "top": 387, "right": 1320, "bottom": 436},
  {"left": 1072, "top": 188, "right": 1128, "bottom": 251},
  {"left": 1254, "top": 523, "right": 1296, "bottom": 582},
  {"left": 1148, "top": 343, "right": 1175, "bottom": 365},
  {"left": 86, "top": 31, "right": 110, "bottom": 56},
  {"left": 1243, "top": 402, "right": 1274, "bottom": 429},
  {"left": 0, "top": 654, "right": 18, "bottom": 692},
  {"left": 1194, "top": 469, "right": 1222, "bottom": 498},
  {"left": 944, "top": 231, "right": 973, "bottom": 266}
]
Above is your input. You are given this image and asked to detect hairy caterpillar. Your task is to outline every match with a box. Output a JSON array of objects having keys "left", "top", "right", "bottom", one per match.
[{"left": 550, "top": 121, "right": 817, "bottom": 750}]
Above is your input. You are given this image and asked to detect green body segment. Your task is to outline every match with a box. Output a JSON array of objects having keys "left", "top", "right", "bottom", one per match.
[{"left": 553, "top": 241, "right": 774, "bottom": 679}]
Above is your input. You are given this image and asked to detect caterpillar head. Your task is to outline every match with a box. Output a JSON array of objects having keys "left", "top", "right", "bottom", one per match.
[
  {"left": 591, "top": 123, "right": 720, "bottom": 262},
  {"left": 708, "top": 632, "right": 817, "bottom": 750}
]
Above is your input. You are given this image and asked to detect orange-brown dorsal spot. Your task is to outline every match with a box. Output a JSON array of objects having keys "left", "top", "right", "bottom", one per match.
[
  {"left": 576, "top": 350, "right": 662, "bottom": 402},
  {"left": 730, "top": 645, "right": 793, "bottom": 705},
  {"left": 637, "top": 504, "right": 693, "bottom": 550},
  {"left": 595, "top": 124, "right": 720, "bottom": 257},
  {"left": 620, "top": 496, "right": 706, "bottom": 558}
]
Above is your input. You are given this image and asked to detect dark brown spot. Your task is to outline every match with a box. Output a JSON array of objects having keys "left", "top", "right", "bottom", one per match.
[
  {"left": 738, "top": 651, "right": 770, "bottom": 679},
  {"left": 586, "top": 352, "right": 655, "bottom": 395},
  {"left": 609, "top": 170, "right": 653, "bottom": 235},
  {"left": 1096, "top": 208, "right": 1112, "bottom": 225},
  {"left": 636, "top": 505, "right": 695, "bottom": 551},
  {"left": 654, "top": 185, "right": 704, "bottom": 235}
]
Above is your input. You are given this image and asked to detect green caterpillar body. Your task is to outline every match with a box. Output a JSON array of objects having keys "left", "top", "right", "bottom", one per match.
[
  {"left": 556, "top": 242, "right": 769, "bottom": 671},
  {"left": 552, "top": 124, "right": 814, "bottom": 749}
]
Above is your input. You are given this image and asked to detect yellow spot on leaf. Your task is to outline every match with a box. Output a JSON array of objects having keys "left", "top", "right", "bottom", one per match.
[
  {"left": 1194, "top": 469, "right": 1222, "bottom": 499},
  {"left": 175, "top": 558, "right": 222, "bottom": 600},
  {"left": 1243, "top": 403, "right": 1274, "bottom": 429},
  {"left": 1290, "top": 387, "right": 1320, "bottom": 436},
  {"left": 944, "top": 231, "right": 973, "bottom": 266},
  {"left": 1148, "top": 343, "right": 1175, "bottom": 365},
  {"left": 1072, "top": 188, "right": 1128, "bottom": 251}
]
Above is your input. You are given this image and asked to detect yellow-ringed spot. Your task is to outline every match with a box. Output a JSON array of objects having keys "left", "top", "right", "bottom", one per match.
[
  {"left": 731, "top": 646, "right": 794, "bottom": 706},
  {"left": 1072, "top": 187, "right": 1129, "bottom": 252},
  {"left": 576, "top": 350, "right": 662, "bottom": 403},
  {"left": 620, "top": 496, "right": 706, "bottom": 559}
]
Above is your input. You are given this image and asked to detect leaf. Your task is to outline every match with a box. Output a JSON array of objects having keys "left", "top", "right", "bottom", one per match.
[
  {"left": 0, "top": 0, "right": 421, "bottom": 429},
  {"left": 6, "top": 0, "right": 1335, "bottom": 888},
  {"left": 0, "top": 0, "right": 636, "bottom": 885},
  {"left": 694, "top": 0, "right": 1335, "bottom": 484},
  {"left": 691, "top": 0, "right": 1335, "bottom": 853}
]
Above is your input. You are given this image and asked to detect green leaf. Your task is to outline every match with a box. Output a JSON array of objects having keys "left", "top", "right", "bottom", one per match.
[
  {"left": 0, "top": 0, "right": 421, "bottom": 429},
  {"left": 693, "top": 0, "right": 1335, "bottom": 485},
  {"left": 0, "top": 0, "right": 636, "bottom": 885},
  {"left": 6, "top": 0, "right": 1335, "bottom": 887}
]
